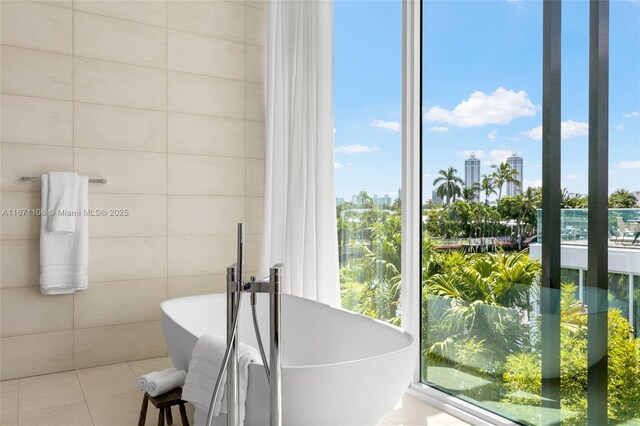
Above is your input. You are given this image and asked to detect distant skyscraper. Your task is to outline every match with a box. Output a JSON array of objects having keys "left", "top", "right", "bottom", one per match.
[
  {"left": 465, "top": 153, "right": 481, "bottom": 201},
  {"left": 506, "top": 152, "right": 524, "bottom": 196},
  {"left": 431, "top": 190, "right": 443, "bottom": 206}
]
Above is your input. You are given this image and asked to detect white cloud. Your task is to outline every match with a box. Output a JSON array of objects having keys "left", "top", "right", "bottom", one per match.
[
  {"left": 565, "top": 174, "right": 578, "bottom": 180},
  {"left": 335, "top": 144, "right": 371, "bottom": 153},
  {"left": 616, "top": 160, "right": 640, "bottom": 169},
  {"left": 372, "top": 147, "right": 381, "bottom": 151},
  {"left": 370, "top": 119, "right": 400, "bottom": 132},
  {"left": 487, "top": 130, "right": 497, "bottom": 141},
  {"left": 484, "top": 149, "right": 516, "bottom": 166},
  {"left": 522, "top": 120, "right": 588, "bottom": 141},
  {"left": 429, "top": 126, "right": 449, "bottom": 133},
  {"left": 346, "top": 162, "right": 354, "bottom": 166},
  {"left": 624, "top": 111, "right": 639, "bottom": 117},
  {"left": 523, "top": 179, "right": 542, "bottom": 188},
  {"left": 423, "top": 87, "right": 537, "bottom": 127},
  {"left": 334, "top": 162, "right": 344, "bottom": 169},
  {"left": 616, "top": 123, "right": 625, "bottom": 131}
]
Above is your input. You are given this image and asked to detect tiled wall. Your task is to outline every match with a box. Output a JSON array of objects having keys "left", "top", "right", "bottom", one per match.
[{"left": 0, "top": 0, "right": 266, "bottom": 380}]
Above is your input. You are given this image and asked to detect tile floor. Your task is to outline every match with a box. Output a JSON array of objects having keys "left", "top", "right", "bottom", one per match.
[{"left": 0, "top": 356, "right": 470, "bottom": 426}]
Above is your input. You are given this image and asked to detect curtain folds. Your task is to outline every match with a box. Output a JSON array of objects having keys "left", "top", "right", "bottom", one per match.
[{"left": 260, "top": 0, "right": 339, "bottom": 306}]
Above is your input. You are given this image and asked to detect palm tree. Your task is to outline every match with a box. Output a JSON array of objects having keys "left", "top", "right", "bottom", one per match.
[
  {"left": 480, "top": 175, "right": 497, "bottom": 204},
  {"left": 461, "top": 183, "right": 481, "bottom": 203},
  {"left": 491, "top": 162, "right": 520, "bottom": 205},
  {"left": 433, "top": 167, "right": 464, "bottom": 206},
  {"left": 515, "top": 187, "right": 541, "bottom": 249},
  {"left": 608, "top": 188, "right": 638, "bottom": 208}
]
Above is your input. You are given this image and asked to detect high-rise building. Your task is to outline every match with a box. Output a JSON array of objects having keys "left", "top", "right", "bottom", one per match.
[
  {"left": 506, "top": 152, "right": 524, "bottom": 196},
  {"left": 465, "top": 153, "right": 481, "bottom": 201},
  {"left": 431, "top": 190, "right": 443, "bottom": 206}
]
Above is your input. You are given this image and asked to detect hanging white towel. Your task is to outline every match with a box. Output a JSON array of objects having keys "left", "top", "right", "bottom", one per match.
[
  {"left": 47, "top": 172, "right": 78, "bottom": 233},
  {"left": 182, "top": 334, "right": 259, "bottom": 425},
  {"left": 39, "top": 173, "right": 89, "bottom": 295}
]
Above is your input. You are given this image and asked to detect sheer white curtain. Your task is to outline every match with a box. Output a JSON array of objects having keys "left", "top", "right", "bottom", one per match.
[{"left": 260, "top": 0, "right": 339, "bottom": 306}]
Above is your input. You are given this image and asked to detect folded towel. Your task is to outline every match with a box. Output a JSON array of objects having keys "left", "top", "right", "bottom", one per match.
[
  {"left": 47, "top": 172, "right": 78, "bottom": 233},
  {"left": 147, "top": 369, "right": 187, "bottom": 397},
  {"left": 40, "top": 174, "right": 89, "bottom": 295},
  {"left": 183, "top": 334, "right": 259, "bottom": 425},
  {"left": 138, "top": 367, "right": 178, "bottom": 392}
]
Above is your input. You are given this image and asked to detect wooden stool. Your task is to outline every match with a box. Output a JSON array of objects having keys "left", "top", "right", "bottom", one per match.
[{"left": 138, "top": 387, "right": 189, "bottom": 426}]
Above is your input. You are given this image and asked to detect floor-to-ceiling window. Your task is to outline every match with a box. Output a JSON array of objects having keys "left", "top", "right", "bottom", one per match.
[
  {"left": 419, "top": 1, "right": 640, "bottom": 425},
  {"left": 334, "top": 1, "right": 403, "bottom": 325}
]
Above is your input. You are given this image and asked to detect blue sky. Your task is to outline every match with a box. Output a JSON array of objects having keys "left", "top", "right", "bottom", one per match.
[{"left": 333, "top": 0, "right": 640, "bottom": 201}]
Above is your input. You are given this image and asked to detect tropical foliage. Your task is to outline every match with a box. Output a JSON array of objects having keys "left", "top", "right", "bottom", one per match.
[{"left": 502, "top": 284, "right": 640, "bottom": 425}]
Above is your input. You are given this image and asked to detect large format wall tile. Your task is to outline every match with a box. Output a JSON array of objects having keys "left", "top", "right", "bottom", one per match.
[
  {"left": 0, "top": 240, "right": 39, "bottom": 288},
  {"left": 74, "top": 148, "right": 166, "bottom": 194},
  {"left": 74, "top": 278, "right": 167, "bottom": 328},
  {"left": 246, "top": 6, "right": 265, "bottom": 46},
  {"left": 168, "top": 113, "right": 244, "bottom": 157},
  {"left": 88, "top": 237, "right": 167, "bottom": 283},
  {"left": 168, "top": 234, "right": 236, "bottom": 277},
  {"left": 246, "top": 83, "right": 264, "bottom": 121},
  {"left": 74, "top": 12, "right": 166, "bottom": 68},
  {"left": 168, "top": 30, "right": 244, "bottom": 80},
  {"left": 245, "top": 120, "right": 265, "bottom": 158},
  {"left": 0, "top": 46, "right": 73, "bottom": 100},
  {"left": 0, "top": 331, "right": 73, "bottom": 380},
  {"left": 74, "top": 321, "right": 166, "bottom": 369},
  {"left": 1, "top": 95, "right": 73, "bottom": 146},
  {"left": 168, "top": 274, "right": 226, "bottom": 298},
  {"left": 246, "top": 158, "right": 265, "bottom": 197},
  {"left": 168, "top": 71, "right": 244, "bottom": 118},
  {"left": 74, "top": 103, "right": 166, "bottom": 152},
  {"left": 73, "top": 0, "right": 167, "bottom": 27},
  {"left": 0, "top": 287, "right": 73, "bottom": 337},
  {"left": 88, "top": 194, "right": 167, "bottom": 237},
  {"left": 168, "top": 154, "right": 245, "bottom": 196},
  {"left": 245, "top": 44, "right": 265, "bottom": 84},
  {"left": 1, "top": 143, "right": 73, "bottom": 192},
  {"left": 167, "top": 1, "right": 245, "bottom": 42},
  {"left": 168, "top": 195, "right": 244, "bottom": 236},
  {"left": 0, "top": 0, "right": 266, "bottom": 379},
  {"left": 75, "top": 57, "right": 166, "bottom": 109},
  {"left": 0, "top": 192, "right": 41, "bottom": 240},
  {"left": 1, "top": 1, "right": 72, "bottom": 54},
  {"left": 245, "top": 196, "right": 263, "bottom": 235}
]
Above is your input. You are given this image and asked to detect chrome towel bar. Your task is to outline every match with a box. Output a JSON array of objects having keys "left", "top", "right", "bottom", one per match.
[{"left": 20, "top": 176, "right": 107, "bottom": 184}]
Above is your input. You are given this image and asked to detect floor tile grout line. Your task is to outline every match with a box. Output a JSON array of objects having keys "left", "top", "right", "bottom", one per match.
[{"left": 75, "top": 369, "right": 98, "bottom": 426}]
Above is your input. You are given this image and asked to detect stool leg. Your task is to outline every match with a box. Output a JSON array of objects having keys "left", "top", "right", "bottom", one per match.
[
  {"left": 158, "top": 405, "right": 165, "bottom": 426},
  {"left": 138, "top": 394, "right": 149, "bottom": 426},
  {"left": 179, "top": 402, "right": 189, "bottom": 426},
  {"left": 166, "top": 407, "right": 173, "bottom": 425}
]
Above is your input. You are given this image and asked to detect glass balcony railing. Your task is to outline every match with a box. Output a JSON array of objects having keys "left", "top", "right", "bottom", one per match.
[{"left": 536, "top": 208, "right": 640, "bottom": 248}]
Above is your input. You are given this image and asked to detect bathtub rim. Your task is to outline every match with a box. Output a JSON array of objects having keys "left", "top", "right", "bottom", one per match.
[{"left": 160, "top": 292, "right": 416, "bottom": 370}]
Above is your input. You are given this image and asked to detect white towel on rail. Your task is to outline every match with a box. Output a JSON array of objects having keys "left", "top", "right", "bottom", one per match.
[
  {"left": 46, "top": 172, "right": 78, "bottom": 233},
  {"left": 182, "top": 334, "right": 259, "bottom": 425},
  {"left": 39, "top": 173, "right": 89, "bottom": 295}
]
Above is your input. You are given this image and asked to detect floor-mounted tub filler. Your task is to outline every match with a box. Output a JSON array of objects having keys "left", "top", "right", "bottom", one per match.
[{"left": 161, "top": 224, "right": 416, "bottom": 426}]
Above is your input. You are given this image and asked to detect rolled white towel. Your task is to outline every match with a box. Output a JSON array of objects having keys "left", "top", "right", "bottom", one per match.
[
  {"left": 138, "top": 367, "right": 177, "bottom": 392},
  {"left": 147, "top": 369, "right": 187, "bottom": 397}
]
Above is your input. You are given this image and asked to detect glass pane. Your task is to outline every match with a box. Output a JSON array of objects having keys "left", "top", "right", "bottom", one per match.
[
  {"left": 421, "top": 1, "right": 544, "bottom": 423},
  {"left": 334, "top": 1, "right": 402, "bottom": 325},
  {"left": 607, "top": 0, "right": 640, "bottom": 423}
]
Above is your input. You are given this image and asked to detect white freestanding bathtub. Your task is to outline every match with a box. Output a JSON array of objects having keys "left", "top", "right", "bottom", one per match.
[{"left": 160, "top": 293, "right": 416, "bottom": 426}]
